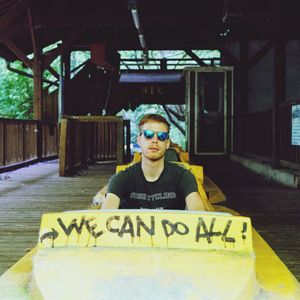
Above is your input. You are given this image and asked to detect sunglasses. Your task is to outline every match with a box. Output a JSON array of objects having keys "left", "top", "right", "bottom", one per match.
[{"left": 140, "top": 129, "right": 169, "bottom": 141}]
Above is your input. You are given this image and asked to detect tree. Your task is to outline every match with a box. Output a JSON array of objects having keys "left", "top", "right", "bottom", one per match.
[{"left": 0, "top": 59, "right": 33, "bottom": 119}]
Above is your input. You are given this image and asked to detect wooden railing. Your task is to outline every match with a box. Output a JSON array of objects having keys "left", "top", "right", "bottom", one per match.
[
  {"left": 0, "top": 118, "right": 58, "bottom": 171},
  {"left": 59, "top": 116, "right": 130, "bottom": 176}
]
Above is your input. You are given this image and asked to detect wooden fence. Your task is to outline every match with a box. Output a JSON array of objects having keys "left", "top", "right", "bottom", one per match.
[
  {"left": 59, "top": 116, "right": 130, "bottom": 176},
  {"left": 0, "top": 118, "right": 58, "bottom": 172}
]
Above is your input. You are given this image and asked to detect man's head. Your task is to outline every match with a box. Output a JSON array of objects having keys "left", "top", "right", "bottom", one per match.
[{"left": 137, "top": 114, "right": 171, "bottom": 161}]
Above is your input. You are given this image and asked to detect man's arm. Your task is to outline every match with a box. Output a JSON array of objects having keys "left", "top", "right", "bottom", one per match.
[
  {"left": 185, "top": 192, "right": 206, "bottom": 211},
  {"left": 93, "top": 184, "right": 108, "bottom": 207},
  {"left": 101, "top": 193, "right": 120, "bottom": 209}
]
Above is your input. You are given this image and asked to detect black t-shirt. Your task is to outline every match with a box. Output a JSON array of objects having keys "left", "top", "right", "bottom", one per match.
[{"left": 107, "top": 161, "right": 198, "bottom": 209}]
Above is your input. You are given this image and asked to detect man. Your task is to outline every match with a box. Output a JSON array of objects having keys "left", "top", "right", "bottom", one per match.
[{"left": 101, "top": 114, "right": 206, "bottom": 210}]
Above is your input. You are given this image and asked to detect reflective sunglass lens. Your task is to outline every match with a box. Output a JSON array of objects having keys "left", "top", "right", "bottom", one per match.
[
  {"left": 143, "top": 130, "right": 155, "bottom": 139},
  {"left": 157, "top": 132, "right": 169, "bottom": 141}
]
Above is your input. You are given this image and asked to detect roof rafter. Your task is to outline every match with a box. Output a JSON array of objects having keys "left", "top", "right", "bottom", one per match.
[{"left": 0, "top": 0, "right": 37, "bottom": 34}]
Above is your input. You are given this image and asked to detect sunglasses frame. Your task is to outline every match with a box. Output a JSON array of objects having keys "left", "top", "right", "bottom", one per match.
[{"left": 140, "top": 129, "right": 169, "bottom": 141}]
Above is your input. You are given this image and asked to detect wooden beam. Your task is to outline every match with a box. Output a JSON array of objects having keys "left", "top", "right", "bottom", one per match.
[
  {"left": 185, "top": 50, "right": 207, "bottom": 66},
  {"left": 272, "top": 39, "right": 286, "bottom": 167},
  {"left": 59, "top": 118, "right": 68, "bottom": 176},
  {"left": 43, "top": 27, "right": 86, "bottom": 68},
  {"left": 33, "top": 58, "right": 43, "bottom": 120},
  {"left": 46, "top": 66, "right": 60, "bottom": 79},
  {"left": 2, "top": 38, "right": 33, "bottom": 69},
  {"left": 248, "top": 41, "right": 273, "bottom": 70},
  {"left": 116, "top": 119, "right": 124, "bottom": 165},
  {"left": 237, "top": 39, "right": 248, "bottom": 155},
  {"left": 27, "top": 9, "right": 38, "bottom": 58},
  {"left": 0, "top": 0, "right": 36, "bottom": 34},
  {"left": 221, "top": 47, "right": 240, "bottom": 66}
]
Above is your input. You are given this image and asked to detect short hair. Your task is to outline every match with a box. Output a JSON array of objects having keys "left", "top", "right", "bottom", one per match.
[{"left": 138, "top": 114, "right": 170, "bottom": 132}]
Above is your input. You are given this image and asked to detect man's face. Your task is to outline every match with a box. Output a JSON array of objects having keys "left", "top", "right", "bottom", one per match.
[{"left": 137, "top": 120, "right": 170, "bottom": 161}]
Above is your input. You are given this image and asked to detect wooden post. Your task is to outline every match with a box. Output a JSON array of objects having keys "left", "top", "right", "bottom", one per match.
[
  {"left": 238, "top": 39, "right": 248, "bottom": 155},
  {"left": 188, "top": 71, "right": 196, "bottom": 162},
  {"left": 123, "top": 120, "right": 131, "bottom": 162},
  {"left": 59, "top": 118, "right": 68, "bottom": 176},
  {"left": 61, "top": 51, "right": 71, "bottom": 115},
  {"left": 0, "top": 121, "right": 5, "bottom": 166},
  {"left": 273, "top": 40, "right": 286, "bottom": 167},
  {"left": 116, "top": 119, "right": 124, "bottom": 165}
]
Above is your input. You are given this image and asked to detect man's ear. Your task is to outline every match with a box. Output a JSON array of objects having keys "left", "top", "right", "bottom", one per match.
[
  {"left": 137, "top": 134, "right": 141, "bottom": 147},
  {"left": 166, "top": 139, "right": 171, "bottom": 149}
]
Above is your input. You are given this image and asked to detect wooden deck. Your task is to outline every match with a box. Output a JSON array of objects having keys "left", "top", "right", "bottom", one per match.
[
  {"left": 0, "top": 158, "right": 299, "bottom": 282},
  {"left": 0, "top": 160, "right": 115, "bottom": 275}
]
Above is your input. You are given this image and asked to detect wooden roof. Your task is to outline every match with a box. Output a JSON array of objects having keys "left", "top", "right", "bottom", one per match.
[{"left": 0, "top": 0, "right": 298, "bottom": 61}]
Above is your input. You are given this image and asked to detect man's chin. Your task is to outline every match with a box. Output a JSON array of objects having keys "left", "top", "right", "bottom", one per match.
[{"left": 143, "top": 153, "right": 164, "bottom": 161}]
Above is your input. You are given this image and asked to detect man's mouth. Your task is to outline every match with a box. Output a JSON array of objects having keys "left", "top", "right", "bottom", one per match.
[{"left": 148, "top": 147, "right": 159, "bottom": 151}]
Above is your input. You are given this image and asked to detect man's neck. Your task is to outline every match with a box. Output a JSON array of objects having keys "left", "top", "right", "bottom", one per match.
[{"left": 141, "top": 156, "right": 165, "bottom": 182}]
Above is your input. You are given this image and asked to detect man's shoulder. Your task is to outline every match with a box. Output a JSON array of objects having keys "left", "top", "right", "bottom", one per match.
[
  {"left": 114, "top": 162, "right": 141, "bottom": 177},
  {"left": 165, "top": 161, "right": 190, "bottom": 174}
]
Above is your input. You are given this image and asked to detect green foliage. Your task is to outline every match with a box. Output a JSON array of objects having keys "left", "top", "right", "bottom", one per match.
[
  {"left": 118, "top": 50, "right": 220, "bottom": 70},
  {"left": 0, "top": 59, "right": 33, "bottom": 119},
  {"left": 0, "top": 49, "right": 90, "bottom": 119},
  {"left": 117, "top": 104, "right": 186, "bottom": 150}
]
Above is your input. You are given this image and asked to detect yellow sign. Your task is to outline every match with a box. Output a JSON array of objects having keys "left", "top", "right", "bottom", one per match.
[{"left": 38, "top": 210, "right": 253, "bottom": 252}]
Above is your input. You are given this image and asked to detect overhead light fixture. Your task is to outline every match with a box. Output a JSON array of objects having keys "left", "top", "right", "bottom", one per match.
[
  {"left": 131, "top": 8, "right": 140, "bottom": 29},
  {"left": 139, "top": 34, "right": 146, "bottom": 48},
  {"left": 143, "top": 51, "right": 148, "bottom": 64}
]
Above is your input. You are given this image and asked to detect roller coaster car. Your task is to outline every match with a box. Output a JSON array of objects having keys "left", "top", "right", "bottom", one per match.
[{"left": 0, "top": 153, "right": 300, "bottom": 299}]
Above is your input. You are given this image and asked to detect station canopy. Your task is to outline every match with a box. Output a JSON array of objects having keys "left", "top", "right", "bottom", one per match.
[{"left": 0, "top": 0, "right": 298, "bottom": 62}]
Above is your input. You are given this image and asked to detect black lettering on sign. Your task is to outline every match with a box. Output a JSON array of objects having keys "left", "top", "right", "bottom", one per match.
[
  {"left": 85, "top": 218, "right": 103, "bottom": 239},
  {"left": 119, "top": 215, "right": 134, "bottom": 238},
  {"left": 222, "top": 220, "right": 236, "bottom": 246},
  {"left": 85, "top": 217, "right": 103, "bottom": 247},
  {"left": 174, "top": 222, "right": 189, "bottom": 235},
  {"left": 106, "top": 215, "right": 120, "bottom": 234},
  {"left": 161, "top": 219, "right": 189, "bottom": 238},
  {"left": 40, "top": 228, "right": 58, "bottom": 248},
  {"left": 195, "top": 217, "right": 222, "bottom": 243},
  {"left": 162, "top": 220, "right": 176, "bottom": 238},
  {"left": 136, "top": 215, "right": 155, "bottom": 237},
  {"left": 241, "top": 222, "right": 247, "bottom": 242},
  {"left": 57, "top": 217, "right": 85, "bottom": 236}
]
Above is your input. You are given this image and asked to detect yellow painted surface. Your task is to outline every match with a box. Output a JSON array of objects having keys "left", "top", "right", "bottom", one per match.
[
  {"left": 32, "top": 246, "right": 255, "bottom": 300},
  {"left": 38, "top": 210, "right": 253, "bottom": 252},
  {"left": 1, "top": 160, "right": 300, "bottom": 299},
  {"left": 253, "top": 229, "right": 300, "bottom": 298}
]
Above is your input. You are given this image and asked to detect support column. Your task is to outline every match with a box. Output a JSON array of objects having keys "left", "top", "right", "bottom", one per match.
[
  {"left": 237, "top": 39, "right": 248, "bottom": 155},
  {"left": 61, "top": 50, "right": 71, "bottom": 115},
  {"left": 33, "top": 55, "right": 43, "bottom": 120},
  {"left": 273, "top": 39, "right": 286, "bottom": 167}
]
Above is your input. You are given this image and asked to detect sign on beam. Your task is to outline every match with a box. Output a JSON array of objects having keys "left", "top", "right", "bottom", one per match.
[{"left": 292, "top": 104, "right": 300, "bottom": 146}]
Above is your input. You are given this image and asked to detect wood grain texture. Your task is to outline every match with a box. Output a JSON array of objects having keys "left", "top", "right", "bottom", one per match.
[{"left": 0, "top": 160, "right": 114, "bottom": 275}]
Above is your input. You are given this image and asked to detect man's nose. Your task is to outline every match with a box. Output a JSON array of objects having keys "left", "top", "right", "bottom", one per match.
[{"left": 152, "top": 133, "right": 158, "bottom": 143}]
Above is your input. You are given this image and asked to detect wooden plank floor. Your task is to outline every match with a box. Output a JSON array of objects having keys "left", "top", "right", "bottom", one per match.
[
  {"left": 0, "top": 160, "right": 115, "bottom": 275},
  {"left": 0, "top": 158, "right": 299, "bottom": 283}
]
